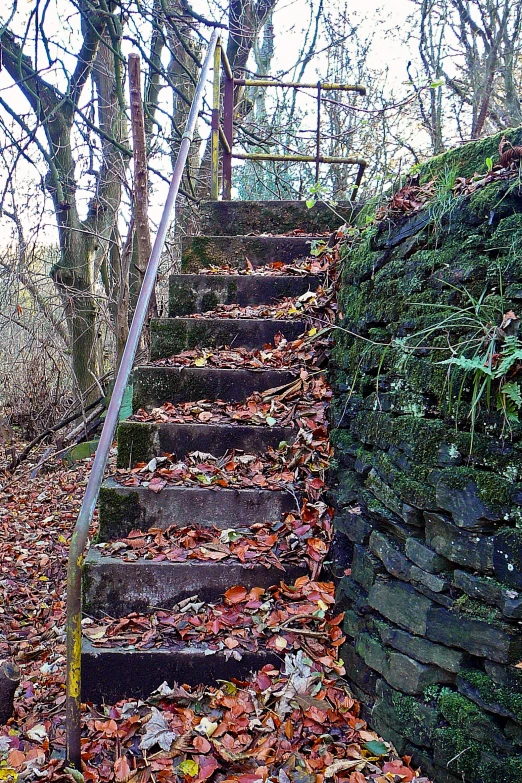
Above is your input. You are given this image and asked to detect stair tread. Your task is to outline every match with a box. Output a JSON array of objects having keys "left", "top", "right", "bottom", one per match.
[
  {"left": 181, "top": 235, "right": 318, "bottom": 271},
  {"left": 133, "top": 366, "right": 298, "bottom": 408},
  {"left": 116, "top": 420, "right": 296, "bottom": 469},
  {"left": 149, "top": 318, "right": 309, "bottom": 362},
  {"left": 98, "top": 480, "right": 299, "bottom": 540},
  {"left": 199, "top": 200, "right": 354, "bottom": 236},
  {"left": 84, "top": 545, "right": 308, "bottom": 617},
  {"left": 81, "top": 641, "right": 282, "bottom": 699},
  {"left": 168, "top": 273, "right": 323, "bottom": 316}
]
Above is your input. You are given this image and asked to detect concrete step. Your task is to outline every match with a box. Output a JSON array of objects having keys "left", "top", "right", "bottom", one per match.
[
  {"left": 98, "top": 479, "right": 297, "bottom": 540},
  {"left": 150, "top": 317, "right": 307, "bottom": 361},
  {"left": 83, "top": 548, "right": 306, "bottom": 617},
  {"left": 181, "top": 235, "right": 314, "bottom": 271},
  {"left": 81, "top": 641, "right": 281, "bottom": 702},
  {"left": 133, "top": 366, "right": 296, "bottom": 409},
  {"left": 199, "top": 200, "right": 354, "bottom": 236},
  {"left": 116, "top": 420, "right": 295, "bottom": 468},
  {"left": 168, "top": 274, "right": 322, "bottom": 316}
]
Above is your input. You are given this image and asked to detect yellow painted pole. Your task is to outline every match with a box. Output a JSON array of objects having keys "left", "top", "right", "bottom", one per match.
[{"left": 211, "top": 39, "right": 221, "bottom": 200}]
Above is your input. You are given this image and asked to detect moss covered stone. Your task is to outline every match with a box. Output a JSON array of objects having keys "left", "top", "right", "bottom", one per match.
[
  {"left": 438, "top": 690, "right": 510, "bottom": 750},
  {"left": 97, "top": 484, "right": 142, "bottom": 542},
  {"left": 116, "top": 421, "right": 158, "bottom": 468},
  {"left": 457, "top": 669, "right": 522, "bottom": 723},
  {"left": 416, "top": 127, "right": 522, "bottom": 184}
]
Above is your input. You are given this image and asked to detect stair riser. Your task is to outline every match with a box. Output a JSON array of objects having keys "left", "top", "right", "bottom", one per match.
[
  {"left": 181, "top": 235, "right": 314, "bottom": 271},
  {"left": 82, "top": 643, "right": 282, "bottom": 701},
  {"left": 150, "top": 318, "right": 307, "bottom": 361},
  {"left": 169, "top": 274, "right": 322, "bottom": 316},
  {"left": 116, "top": 421, "right": 295, "bottom": 468},
  {"left": 98, "top": 480, "right": 298, "bottom": 541},
  {"left": 84, "top": 551, "right": 307, "bottom": 617},
  {"left": 133, "top": 367, "right": 296, "bottom": 409},
  {"left": 199, "top": 200, "right": 356, "bottom": 236}
]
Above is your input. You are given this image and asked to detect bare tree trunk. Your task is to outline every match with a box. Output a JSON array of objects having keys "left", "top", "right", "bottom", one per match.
[{"left": 128, "top": 53, "right": 157, "bottom": 330}]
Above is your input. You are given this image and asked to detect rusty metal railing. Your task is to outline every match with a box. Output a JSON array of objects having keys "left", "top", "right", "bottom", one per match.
[
  {"left": 210, "top": 59, "right": 368, "bottom": 201},
  {"left": 65, "top": 28, "right": 220, "bottom": 769}
]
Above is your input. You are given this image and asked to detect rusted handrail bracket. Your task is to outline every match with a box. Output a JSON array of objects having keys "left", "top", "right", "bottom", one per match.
[{"left": 65, "top": 28, "right": 220, "bottom": 770}]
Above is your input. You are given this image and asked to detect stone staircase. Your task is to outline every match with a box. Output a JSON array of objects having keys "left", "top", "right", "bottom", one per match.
[{"left": 81, "top": 201, "right": 343, "bottom": 703}]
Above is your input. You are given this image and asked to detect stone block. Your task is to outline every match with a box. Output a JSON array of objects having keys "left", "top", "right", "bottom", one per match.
[
  {"left": 405, "top": 537, "right": 451, "bottom": 574},
  {"left": 339, "top": 641, "right": 378, "bottom": 696},
  {"left": 385, "top": 650, "right": 454, "bottom": 694},
  {"left": 376, "top": 621, "right": 464, "bottom": 673},
  {"left": 352, "top": 544, "right": 384, "bottom": 592},
  {"left": 410, "top": 565, "right": 449, "bottom": 593},
  {"left": 356, "top": 633, "right": 453, "bottom": 694},
  {"left": 376, "top": 679, "right": 440, "bottom": 748},
  {"left": 330, "top": 470, "right": 361, "bottom": 508},
  {"left": 485, "top": 660, "right": 522, "bottom": 693},
  {"left": 425, "top": 512, "right": 494, "bottom": 572},
  {"left": 457, "top": 670, "right": 522, "bottom": 723},
  {"left": 355, "top": 633, "right": 388, "bottom": 676},
  {"left": 370, "top": 710, "right": 407, "bottom": 754},
  {"left": 369, "top": 530, "right": 412, "bottom": 581},
  {"left": 342, "top": 609, "right": 364, "bottom": 638},
  {"left": 334, "top": 510, "right": 372, "bottom": 544},
  {"left": 368, "top": 578, "right": 433, "bottom": 635},
  {"left": 504, "top": 720, "right": 522, "bottom": 747},
  {"left": 493, "top": 528, "right": 522, "bottom": 590},
  {"left": 454, "top": 569, "right": 522, "bottom": 619},
  {"left": 427, "top": 606, "right": 522, "bottom": 663},
  {"left": 435, "top": 471, "right": 509, "bottom": 531},
  {"left": 335, "top": 575, "right": 368, "bottom": 613}
]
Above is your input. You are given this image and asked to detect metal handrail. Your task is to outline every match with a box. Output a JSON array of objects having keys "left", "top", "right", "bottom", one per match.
[
  {"left": 210, "top": 59, "right": 368, "bottom": 201},
  {"left": 65, "top": 28, "right": 219, "bottom": 769}
]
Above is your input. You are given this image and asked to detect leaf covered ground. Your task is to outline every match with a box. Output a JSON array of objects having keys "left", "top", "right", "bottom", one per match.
[{"left": 0, "top": 238, "right": 431, "bottom": 782}]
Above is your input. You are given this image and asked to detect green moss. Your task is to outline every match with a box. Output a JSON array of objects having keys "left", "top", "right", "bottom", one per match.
[
  {"left": 116, "top": 421, "right": 158, "bottom": 468},
  {"left": 453, "top": 595, "right": 504, "bottom": 626},
  {"left": 391, "top": 691, "right": 439, "bottom": 747},
  {"left": 478, "top": 755, "right": 522, "bottom": 783},
  {"left": 416, "top": 127, "right": 522, "bottom": 184},
  {"left": 200, "top": 291, "right": 219, "bottom": 312},
  {"left": 181, "top": 236, "right": 225, "bottom": 271},
  {"left": 468, "top": 180, "right": 508, "bottom": 219},
  {"left": 168, "top": 282, "right": 196, "bottom": 316},
  {"left": 226, "top": 279, "right": 239, "bottom": 297},
  {"left": 439, "top": 691, "right": 499, "bottom": 746},
  {"left": 459, "top": 669, "right": 522, "bottom": 722},
  {"left": 432, "top": 726, "right": 482, "bottom": 778},
  {"left": 97, "top": 485, "right": 142, "bottom": 541}
]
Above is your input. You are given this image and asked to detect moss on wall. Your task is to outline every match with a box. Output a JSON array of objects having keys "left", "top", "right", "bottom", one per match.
[{"left": 331, "top": 127, "right": 522, "bottom": 783}]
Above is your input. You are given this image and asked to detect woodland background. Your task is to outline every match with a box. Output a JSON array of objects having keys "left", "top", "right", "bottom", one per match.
[{"left": 0, "top": 0, "right": 521, "bottom": 444}]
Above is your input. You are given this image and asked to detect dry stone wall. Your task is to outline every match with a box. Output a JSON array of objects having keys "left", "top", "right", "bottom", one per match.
[{"left": 329, "top": 128, "right": 522, "bottom": 783}]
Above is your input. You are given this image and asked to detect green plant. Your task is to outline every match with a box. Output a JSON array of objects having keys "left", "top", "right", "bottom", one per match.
[
  {"left": 393, "top": 278, "right": 522, "bottom": 444},
  {"left": 485, "top": 156, "right": 494, "bottom": 172},
  {"left": 427, "top": 165, "right": 461, "bottom": 235}
]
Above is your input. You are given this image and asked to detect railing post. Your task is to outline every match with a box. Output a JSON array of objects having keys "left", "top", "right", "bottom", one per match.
[
  {"left": 222, "top": 73, "right": 233, "bottom": 200},
  {"left": 211, "top": 39, "right": 221, "bottom": 200},
  {"left": 315, "top": 81, "right": 321, "bottom": 185}
]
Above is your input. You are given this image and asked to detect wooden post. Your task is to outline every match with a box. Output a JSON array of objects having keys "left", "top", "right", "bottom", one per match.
[
  {"left": 128, "top": 54, "right": 157, "bottom": 319},
  {"left": 211, "top": 40, "right": 221, "bottom": 200},
  {"left": 0, "top": 660, "right": 20, "bottom": 724}
]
